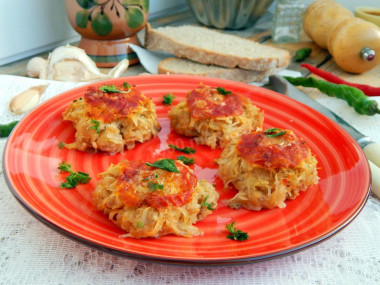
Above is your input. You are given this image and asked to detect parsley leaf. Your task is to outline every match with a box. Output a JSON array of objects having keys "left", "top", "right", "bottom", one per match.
[
  {"left": 201, "top": 195, "right": 215, "bottom": 210},
  {"left": 123, "top": 82, "right": 131, "bottom": 89},
  {"left": 177, "top": 155, "right": 194, "bottom": 165},
  {"left": 264, "top": 128, "right": 286, "bottom": 138},
  {"left": 216, "top": 87, "right": 232, "bottom": 95},
  {"left": 148, "top": 181, "right": 164, "bottom": 192},
  {"left": 58, "top": 161, "right": 72, "bottom": 172},
  {"left": 99, "top": 84, "right": 121, "bottom": 93},
  {"left": 226, "top": 221, "right": 249, "bottom": 241},
  {"left": 90, "top": 119, "right": 100, "bottom": 134},
  {"left": 58, "top": 161, "right": 91, "bottom": 189},
  {"left": 168, "top": 144, "right": 196, "bottom": 154},
  {"left": 162, "top": 93, "right": 175, "bottom": 105},
  {"left": 146, "top": 159, "right": 179, "bottom": 173},
  {"left": 136, "top": 221, "right": 144, "bottom": 228},
  {"left": 58, "top": 141, "right": 66, "bottom": 149}
]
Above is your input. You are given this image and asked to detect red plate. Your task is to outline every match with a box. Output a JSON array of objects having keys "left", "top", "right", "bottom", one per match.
[{"left": 3, "top": 75, "right": 370, "bottom": 265}]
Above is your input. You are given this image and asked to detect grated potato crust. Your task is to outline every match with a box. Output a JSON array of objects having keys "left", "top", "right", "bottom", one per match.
[
  {"left": 62, "top": 88, "right": 160, "bottom": 154},
  {"left": 168, "top": 84, "right": 264, "bottom": 149},
  {"left": 217, "top": 130, "right": 319, "bottom": 210},
  {"left": 93, "top": 160, "right": 219, "bottom": 239}
]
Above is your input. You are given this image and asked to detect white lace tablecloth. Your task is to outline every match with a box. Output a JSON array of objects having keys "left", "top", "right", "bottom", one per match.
[{"left": 1, "top": 75, "right": 380, "bottom": 284}]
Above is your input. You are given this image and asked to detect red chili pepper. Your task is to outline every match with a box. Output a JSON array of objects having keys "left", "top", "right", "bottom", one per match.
[{"left": 300, "top": 63, "right": 380, "bottom": 97}]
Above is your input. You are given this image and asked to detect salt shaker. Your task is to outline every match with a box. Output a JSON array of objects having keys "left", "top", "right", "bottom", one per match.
[{"left": 272, "top": 0, "right": 305, "bottom": 43}]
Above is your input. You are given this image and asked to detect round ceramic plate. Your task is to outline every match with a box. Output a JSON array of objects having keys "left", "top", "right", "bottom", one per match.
[{"left": 3, "top": 75, "right": 370, "bottom": 265}]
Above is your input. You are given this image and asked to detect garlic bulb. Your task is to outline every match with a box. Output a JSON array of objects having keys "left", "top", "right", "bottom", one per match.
[
  {"left": 9, "top": 85, "right": 48, "bottom": 114},
  {"left": 27, "top": 45, "right": 129, "bottom": 82}
]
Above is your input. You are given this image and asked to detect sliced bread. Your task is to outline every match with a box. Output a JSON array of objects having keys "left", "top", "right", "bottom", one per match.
[
  {"left": 158, "top": 57, "right": 278, "bottom": 83},
  {"left": 145, "top": 24, "right": 290, "bottom": 71}
]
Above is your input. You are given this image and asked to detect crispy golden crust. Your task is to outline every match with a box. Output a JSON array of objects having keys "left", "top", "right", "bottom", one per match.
[
  {"left": 62, "top": 86, "right": 160, "bottom": 154},
  {"left": 217, "top": 130, "right": 319, "bottom": 210},
  {"left": 93, "top": 160, "right": 219, "bottom": 239},
  {"left": 168, "top": 84, "right": 264, "bottom": 149}
]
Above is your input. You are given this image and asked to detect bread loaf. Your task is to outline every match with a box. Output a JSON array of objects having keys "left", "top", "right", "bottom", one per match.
[
  {"left": 145, "top": 24, "right": 290, "bottom": 71},
  {"left": 158, "top": 57, "right": 278, "bottom": 83}
]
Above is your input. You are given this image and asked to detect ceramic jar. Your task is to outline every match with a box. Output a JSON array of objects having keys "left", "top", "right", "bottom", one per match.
[{"left": 65, "top": 0, "right": 149, "bottom": 67}]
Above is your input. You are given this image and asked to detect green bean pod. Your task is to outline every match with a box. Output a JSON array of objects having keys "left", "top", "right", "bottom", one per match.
[
  {"left": 0, "top": 121, "right": 18, "bottom": 137},
  {"left": 284, "top": 76, "right": 380, "bottom": 116}
]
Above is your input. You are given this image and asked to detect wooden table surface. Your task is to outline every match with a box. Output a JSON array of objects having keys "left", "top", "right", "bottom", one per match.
[{"left": 1, "top": 9, "right": 379, "bottom": 98}]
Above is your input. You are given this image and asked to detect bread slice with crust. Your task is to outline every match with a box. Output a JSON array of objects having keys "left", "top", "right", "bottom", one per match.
[
  {"left": 145, "top": 24, "right": 290, "bottom": 71},
  {"left": 158, "top": 57, "right": 279, "bottom": 83}
]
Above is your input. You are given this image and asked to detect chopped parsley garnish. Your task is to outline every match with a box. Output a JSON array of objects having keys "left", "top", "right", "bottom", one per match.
[
  {"left": 264, "top": 128, "right": 286, "bottom": 138},
  {"left": 58, "top": 161, "right": 91, "bottom": 189},
  {"left": 162, "top": 93, "right": 175, "bottom": 105},
  {"left": 58, "top": 141, "right": 65, "bottom": 149},
  {"left": 147, "top": 181, "right": 164, "bottom": 192},
  {"left": 123, "top": 82, "right": 131, "bottom": 89},
  {"left": 177, "top": 155, "right": 194, "bottom": 165},
  {"left": 136, "top": 221, "right": 144, "bottom": 228},
  {"left": 226, "top": 221, "right": 249, "bottom": 241},
  {"left": 216, "top": 87, "right": 232, "bottom": 95},
  {"left": 90, "top": 119, "right": 100, "bottom": 133},
  {"left": 201, "top": 195, "right": 215, "bottom": 210},
  {"left": 168, "top": 144, "right": 196, "bottom": 154},
  {"left": 146, "top": 159, "right": 179, "bottom": 173},
  {"left": 99, "top": 84, "right": 121, "bottom": 93},
  {"left": 58, "top": 161, "right": 72, "bottom": 172}
]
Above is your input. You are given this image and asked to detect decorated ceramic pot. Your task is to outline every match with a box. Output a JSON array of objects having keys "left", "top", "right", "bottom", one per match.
[{"left": 65, "top": 0, "right": 149, "bottom": 67}]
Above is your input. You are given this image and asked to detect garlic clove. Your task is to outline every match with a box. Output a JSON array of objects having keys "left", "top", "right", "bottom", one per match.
[
  {"left": 107, "top": 59, "right": 129, "bottom": 78},
  {"left": 52, "top": 60, "right": 107, "bottom": 82},
  {"left": 45, "top": 45, "right": 110, "bottom": 82},
  {"left": 26, "top": 57, "right": 48, "bottom": 78},
  {"left": 9, "top": 84, "right": 48, "bottom": 114}
]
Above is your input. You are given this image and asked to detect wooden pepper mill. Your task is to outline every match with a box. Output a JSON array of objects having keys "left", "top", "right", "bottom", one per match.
[{"left": 303, "top": 0, "right": 380, "bottom": 74}]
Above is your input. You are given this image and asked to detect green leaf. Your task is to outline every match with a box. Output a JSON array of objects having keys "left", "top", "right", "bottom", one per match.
[
  {"left": 168, "top": 144, "right": 196, "bottom": 154},
  {"left": 162, "top": 93, "right": 175, "bottom": 105},
  {"left": 264, "top": 128, "right": 286, "bottom": 138},
  {"left": 99, "top": 84, "right": 121, "bottom": 93},
  {"left": 90, "top": 119, "right": 100, "bottom": 134},
  {"left": 226, "top": 221, "right": 249, "bottom": 241},
  {"left": 58, "top": 142, "right": 66, "bottom": 149},
  {"left": 58, "top": 161, "right": 91, "bottom": 189},
  {"left": 147, "top": 181, "right": 164, "bottom": 192},
  {"left": 58, "top": 161, "right": 73, "bottom": 173},
  {"left": 216, "top": 87, "right": 232, "bottom": 95},
  {"left": 146, "top": 159, "right": 179, "bottom": 173},
  {"left": 126, "top": 7, "right": 145, "bottom": 29},
  {"left": 75, "top": 10, "right": 89, "bottom": 28},
  {"left": 201, "top": 195, "right": 215, "bottom": 210},
  {"left": 177, "top": 156, "right": 194, "bottom": 165}
]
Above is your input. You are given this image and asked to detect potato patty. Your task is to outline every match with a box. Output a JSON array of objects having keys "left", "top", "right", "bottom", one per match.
[
  {"left": 93, "top": 159, "right": 219, "bottom": 239},
  {"left": 217, "top": 129, "right": 319, "bottom": 210},
  {"left": 62, "top": 83, "right": 160, "bottom": 154},
  {"left": 168, "top": 83, "right": 263, "bottom": 149}
]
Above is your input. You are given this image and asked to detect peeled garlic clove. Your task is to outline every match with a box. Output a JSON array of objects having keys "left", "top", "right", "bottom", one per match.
[
  {"left": 26, "top": 57, "right": 48, "bottom": 78},
  {"left": 107, "top": 59, "right": 129, "bottom": 78},
  {"left": 9, "top": 84, "right": 48, "bottom": 114}
]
